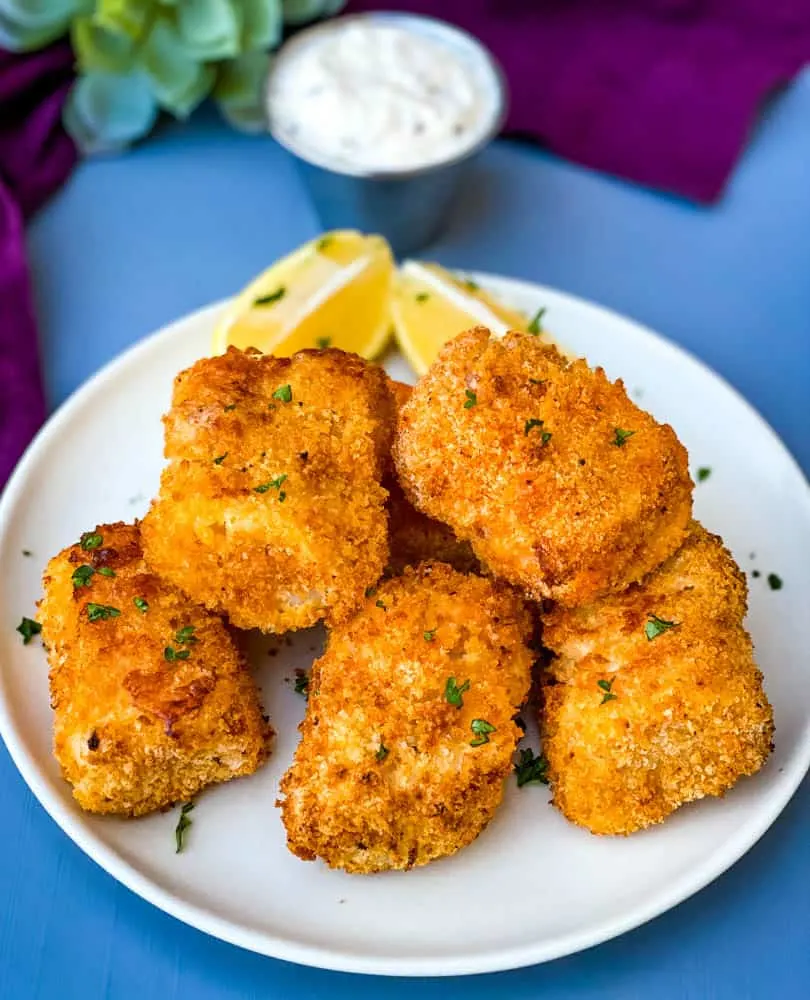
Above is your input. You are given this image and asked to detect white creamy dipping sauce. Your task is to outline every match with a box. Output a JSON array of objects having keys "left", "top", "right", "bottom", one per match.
[{"left": 266, "top": 17, "right": 502, "bottom": 174}]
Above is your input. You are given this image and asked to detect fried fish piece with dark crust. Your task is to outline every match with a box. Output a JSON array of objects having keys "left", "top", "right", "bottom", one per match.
[
  {"left": 541, "top": 521, "right": 774, "bottom": 835},
  {"left": 394, "top": 328, "right": 693, "bottom": 606},
  {"left": 39, "top": 521, "right": 272, "bottom": 816},
  {"left": 386, "top": 380, "right": 479, "bottom": 576},
  {"left": 142, "top": 346, "right": 395, "bottom": 632},
  {"left": 279, "top": 562, "right": 534, "bottom": 873}
]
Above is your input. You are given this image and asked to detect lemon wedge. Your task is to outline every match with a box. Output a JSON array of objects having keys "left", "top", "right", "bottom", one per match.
[
  {"left": 212, "top": 230, "right": 395, "bottom": 358},
  {"left": 391, "top": 261, "right": 539, "bottom": 375}
]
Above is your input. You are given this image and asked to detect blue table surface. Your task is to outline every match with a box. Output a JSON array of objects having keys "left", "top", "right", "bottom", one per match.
[{"left": 3, "top": 66, "right": 809, "bottom": 999}]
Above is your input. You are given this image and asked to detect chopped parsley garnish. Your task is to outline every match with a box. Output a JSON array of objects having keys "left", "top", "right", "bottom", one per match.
[
  {"left": 364, "top": 586, "right": 378, "bottom": 598},
  {"left": 697, "top": 467, "right": 712, "bottom": 483},
  {"left": 254, "top": 287, "right": 285, "bottom": 306},
  {"left": 768, "top": 573, "right": 783, "bottom": 591},
  {"left": 645, "top": 615, "right": 678, "bottom": 641},
  {"left": 463, "top": 278, "right": 480, "bottom": 291},
  {"left": 375, "top": 599, "right": 387, "bottom": 611},
  {"left": 415, "top": 292, "right": 430, "bottom": 303},
  {"left": 316, "top": 236, "right": 332, "bottom": 251},
  {"left": 223, "top": 403, "right": 237, "bottom": 412},
  {"left": 175, "top": 801, "right": 194, "bottom": 853},
  {"left": 16, "top": 617, "right": 41, "bottom": 644},
  {"left": 213, "top": 452, "right": 228, "bottom": 465},
  {"left": 255, "top": 474, "right": 287, "bottom": 494},
  {"left": 80, "top": 531, "right": 103, "bottom": 551},
  {"left": 316, "top": 336, "right": 331, "bottom": 349},
  {"left": 445, "top": 676, "right": 470, "bottom": 708},
  {"left": 175, "top": 626, "right": 197, "bottom": 645},
  {"left": 164, "top": 646, "right": 190, "bottom": 662},
  {"left": 527, "top": 307, "right": 546, "bottom": 334},
  {"left": 134, "top": 597, "right": 149, "bottom": 613},
  {"left": 272, "top": 384, "right": 292, "bottom": 403},
  {"left": 470, "top": 718, "right": 496, "bottom": 746},
  {"left": 463, "top": 390, "right": 477, "bottom": 409},
  {"left": 524, "top": 418, "right": 552, "bottom": 444},
  {"left": 86, "top": 603, "right": 120, "bottom": 623},
  {"left": 98, "top": 567, "right": 116, "bottom": 578},
  {"left": 22, "top": 549, "right": 32, "bottom": 557},
  {"left": 515, "top": 747, "right": 549, "bottom": 787},
  {"left": 613, "top": 427, "right": 636, "bottom": 447},
  {"left": 423, "top": 630, "right": 436, "bottom": 642},
  {"left": 72, "top": 565, "right": 94, "bottom": 588},
  {"left": 294, "top": 671, "right": 309, "bottom": 696},
  {"left": 597, "top": 678, "right": 617, "bottom": 704},
  {"left": 375, "top": 743, "right": 389, "bottom": 762},
  {"left": 752, "top": 570, "right": 761, "bottom": 578}
]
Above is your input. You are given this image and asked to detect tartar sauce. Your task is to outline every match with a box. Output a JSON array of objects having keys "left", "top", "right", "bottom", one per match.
[{"left": 267, "top": 17, "right": 502, "bottom": 174}]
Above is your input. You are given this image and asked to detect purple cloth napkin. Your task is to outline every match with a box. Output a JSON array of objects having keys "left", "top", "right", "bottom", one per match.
[
  {"left": 0, "top": 41, "right": 76, "bottom": 488},
  {"left": 350, "top": 0, "right": 810, "bottom": 201}
]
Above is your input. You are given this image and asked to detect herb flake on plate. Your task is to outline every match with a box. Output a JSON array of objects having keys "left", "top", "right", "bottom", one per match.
[
  {"left": 515, "top": 747, "right": 549, "bottom": 787},
  {"left": 175, "top": 801, "right": 194, "bottom": 853},
  {"left": 527, "top": 307, "right": 546, "bottom": 334},
  {"left": 16, "top": 617, "right": 41, "bottom": 644}
]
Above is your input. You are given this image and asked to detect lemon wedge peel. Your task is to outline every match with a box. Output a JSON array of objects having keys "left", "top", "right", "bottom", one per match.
[{"left": 212, "top": 231, "right": 394, "bottom": 360}]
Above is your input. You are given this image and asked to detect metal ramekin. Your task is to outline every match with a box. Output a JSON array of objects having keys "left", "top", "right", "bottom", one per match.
[{"left": 265, "top": 12, "right": 508, "bottom": 256}]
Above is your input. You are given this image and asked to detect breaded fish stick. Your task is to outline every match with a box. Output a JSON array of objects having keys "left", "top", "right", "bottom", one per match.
[
  {"left": 541, "top": 521, "right": 774, "bottom": 835},
  {"left": 40, "top": 522, "right": 272, "bottom": 816},
  {"left": 394, "top": 328, "right": 693, "bottom": 606},
  {"left": 279, "top": 562, "right": 534, "bottom": 872},
  {"left": 142, "top": 346, "right": 395, "bottom": 632}
]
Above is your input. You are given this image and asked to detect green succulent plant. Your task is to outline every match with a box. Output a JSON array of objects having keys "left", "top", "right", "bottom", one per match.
[{"left": 0, "top": 0, "right": 346, "bottom": 153}]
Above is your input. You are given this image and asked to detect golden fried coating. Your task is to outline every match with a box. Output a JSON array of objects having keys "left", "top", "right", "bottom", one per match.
[
  {"left": 541, "top": 521, "right": 774, "bottom": 835},
  {"left": 386, "top": 484, "right": 481, "bottom": 575},
  {"left": 279, "top": 562, "right": 534, "bottom": 872},
  {"left": 394, "top": 328, "right": 693, "bottom": 606},
  {"left": 39, "top": 522, "right": 272, "bottom": 816},
  {"left": 142, "top": 347, "right": 395, "bottom": 632},
  {"left": 385, "top": 380, "right": 479, "bottom": 575}
]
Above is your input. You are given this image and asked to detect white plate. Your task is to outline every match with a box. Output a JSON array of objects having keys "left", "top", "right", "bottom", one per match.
[{"left": 1, "top": 275, "right": 809, "bottom": 977}]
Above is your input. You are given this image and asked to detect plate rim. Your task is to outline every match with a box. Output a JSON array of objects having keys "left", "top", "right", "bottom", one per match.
[{"left": 1, "top": 275, "right": 809, "bottom": 977}]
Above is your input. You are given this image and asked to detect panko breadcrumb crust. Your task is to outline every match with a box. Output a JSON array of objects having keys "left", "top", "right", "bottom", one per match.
[
  {"left": 39, "top": 521, "right": 272, "bottom": 816},
  {"left": 386, "top": 379, "right": 479, "bottom": 575},
  {"left": 541, "top": 521, "right": 774, "bottom": 835},
  {"left": 142, "top": 346, "right": 395, "bottom": 632},
  {"left": 279, "top": 562, "right": 535, "bottom": 873},
  {"left": 394, "top": 328, "right": 693, "bottom": 606}
]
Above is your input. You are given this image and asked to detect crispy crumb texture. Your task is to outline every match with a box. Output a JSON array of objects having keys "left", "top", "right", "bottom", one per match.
[
  {"left": 386, "top": 380, "right": 479, "bottom": 575},
  {"left": 142, "top": 346, "right": 395, "bottom": 632},
  {"left": 541, "top": 521, "right": 774, "bottom": 835},
  {"left": 39, "top": 521, "right": 272, "bottom": 816},
  {"left": 394, "top": 328, "right": 693, "bottom": 605},
  {"left": 279, "top": 562, "right": 534, "bottom": 872}
]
